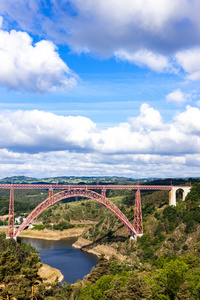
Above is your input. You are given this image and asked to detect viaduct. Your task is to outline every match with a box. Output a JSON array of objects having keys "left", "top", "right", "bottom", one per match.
[{"left": 0, "top": 183, "right": 191, "bottom": 241}]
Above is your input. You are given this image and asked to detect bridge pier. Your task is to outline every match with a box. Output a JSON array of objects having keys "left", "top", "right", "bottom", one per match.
[
  {"left": 6, "top": 186, "right": 15, "bottom": 239},
  {"left": 101, "top": 189, "right": 106, "bottom": 202},
  {"left": 133, "top": 188, "right": 143, "bottom": 237},
  {"left": 49, "top": 188, "right": 54, "bottom": 205},
  {"left": 169, "top": 189, "right": 176, "bottom": 206}
]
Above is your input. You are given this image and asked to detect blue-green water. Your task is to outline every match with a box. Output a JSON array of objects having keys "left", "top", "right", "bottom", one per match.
[{"left": 19, "top": 237, "right": 99, "bottom": 283}]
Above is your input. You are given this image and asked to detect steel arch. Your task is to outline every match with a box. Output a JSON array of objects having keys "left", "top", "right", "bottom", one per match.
[{"left": 14, "top": 189, "right": 137, "bottom": 238}]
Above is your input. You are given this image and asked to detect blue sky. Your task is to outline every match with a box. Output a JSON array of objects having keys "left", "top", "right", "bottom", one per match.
[{"left": 0, "top": 0, "right": 200, "bottom": 178}]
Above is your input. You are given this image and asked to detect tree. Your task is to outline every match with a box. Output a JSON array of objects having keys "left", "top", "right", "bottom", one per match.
[
  {"left": 122, "top": 272, "right": 152, "bottom": 300},
  {"left": 14, "top": 253, "right": 43, "bottom": 300},
  {"left": 87, "top": 255, "right": 110, "bottom": 284},
  {"left": 175, "top": 282, "right": 192, "bottom": 300},
  {"left": 0, "top": 250, "right": 20, "bottom": 299},
  {"left": 153, "top": 260, "right": 189, "bottom": 300}
]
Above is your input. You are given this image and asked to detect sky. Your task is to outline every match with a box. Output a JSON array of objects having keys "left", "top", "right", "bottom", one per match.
[{"left": 1, "top": 0, "right": 200, "bottom": 179}]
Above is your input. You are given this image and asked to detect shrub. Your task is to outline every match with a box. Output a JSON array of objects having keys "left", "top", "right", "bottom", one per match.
[
  {"left": 143, "top": 247, "right": 154, "bottom": 260},
  {"left": 168, "top": 237, "right": 175, "bottom": 243},
  {"left": 143, "top": 203, "right": 156, "bottom": 217},
  {"left": 154, "top": 212, "right": 160, "bottom": 220},
  {"left": 53, "top": 221, "right": 75, "bottom": 231},
  {"left": 32, "top": 224, "right": 46, "bottom": 230},
  {"left": 182, "top": 244, "right": 188, "bottom": 251}
]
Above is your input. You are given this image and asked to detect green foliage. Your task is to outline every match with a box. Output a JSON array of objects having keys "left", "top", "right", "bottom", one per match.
[
  {"left": 78, "top": 256, "right": 152, "bottom": 300},
  {"left": 182, "top": 244, "right": 188, "bottom": 251},
  {"left": 154, "top": 211, "right": 160, "bottom": 220},
  {"left": 79, "top": 282, "right": 106, "bottom": 300},
  {"left": 123, "top": 273, "right": 152, "bottom": 299},
  {"left": 0, "top": 234, "right": 42, "bottom": 299},
  {"left": 0, "top": 233, "right": 75, "bottom": 299},
  {"left": 143, "top": 202, "right": 156, "bottom": 219},
  {"left": 53, "top": 221, "right": 75, "bottom": 231},
  {"left": 143, "top": 247, "right": 154, "bottom": 260},
  {"left": 185, "top": 183, "right": 200, "bottom": 206},
  {"left": 0, "top": 195, "right": 37, "bottom": 216},
  {"left": 162, "top": 206, "right": 180, "bottom": 233},
  {"left": 33, "top": 224, "right": 46, "bottom": 230},
  {"left": 168, "top": 237, "right": 175, "bottom": 243},
  {"left": 153, "top": 259, "right": 189, "bottom": 300},
  {"left": 14, "top": 253, "right": 43, "bottom": 300},
  {"left": 122, "top": 191, "right": 135, "bottom": 207},
  {"left": 163, "top": 206, "right": 177, "bottom": 222}
]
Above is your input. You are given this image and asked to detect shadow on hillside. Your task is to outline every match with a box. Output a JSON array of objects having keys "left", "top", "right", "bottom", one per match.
[{"left": 81, "top": 225, "right": 127, "bottom": 250}]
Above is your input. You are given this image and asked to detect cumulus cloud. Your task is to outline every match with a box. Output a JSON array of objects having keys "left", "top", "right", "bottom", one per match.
[
  {"left": 0, "top": 104, "right": 200, "bottom": 178},
  {"left": 1, "top": 1, "right": 200, "bottom": 56},
  {"left": 129, "top": 103, "right": 164, "bottom": 131},
  {"left": 174, "top": 105, "right": 200, "bottom": 134},
  {"left": 115, "top": 49, "right": 170, "bottom": 72},
  {"left": 0, "top": 105, "right": 200, "bottom": 156},
  {"left": 1, "top": 0, "right": 200, "bottom": 79},
  {"left": 0, "top": 110, "right": 98, "bottom": 153},
  {"left": 166, "top": 89, "right": 188, "bottom": 105},
  {"left": 0, "top": 25, "right": 77, "bottom": 92},
  {"left": 175, "top": 47, "right": 200, "bottom": 81}
]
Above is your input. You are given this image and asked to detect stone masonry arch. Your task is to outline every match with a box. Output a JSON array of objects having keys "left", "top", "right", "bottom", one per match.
[
  {"left": 14, "top": 188, "right": 137, "bottom": 238},
  {"left": 169, "top": 186, "right": 191, "bottom": 206}
]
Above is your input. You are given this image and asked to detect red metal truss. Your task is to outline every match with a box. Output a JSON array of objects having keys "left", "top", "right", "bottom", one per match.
[
  {"left": 49, "top": 188, "right": 54, "bottom": 205},
  {"left": 133, "top": 188, "right": 143, "bottom": 236},
  {"left": 0, "top": 183, "right": 172, "bottom": 191},
  {"left": 14, "top": 189, "right": 137, "bottom": 238},
  {"left": 7, "top": 186, "right": 15, "bottom": 238}
]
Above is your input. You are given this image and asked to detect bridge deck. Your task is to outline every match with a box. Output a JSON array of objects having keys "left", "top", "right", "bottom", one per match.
[{"left": 0, "top": 184, "right": 172, "bottom": 190}]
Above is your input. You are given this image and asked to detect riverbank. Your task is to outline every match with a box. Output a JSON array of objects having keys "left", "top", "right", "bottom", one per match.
[
  {"left": 0, "top": 227, "right": 126, "bottom": 261},
  {"left": 39, "top": 263, "right": 64, "bottom": 283},
  {"left": 19, "top": 227, "right": 87, "bottom": 240},
  {"left": 73, "top": 237, "right": 126, "bottom": 261}
]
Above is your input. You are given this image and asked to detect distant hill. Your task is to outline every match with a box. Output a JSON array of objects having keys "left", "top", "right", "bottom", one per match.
[{"left": 0, "top": 175, "right": 198, "bottom": 185}]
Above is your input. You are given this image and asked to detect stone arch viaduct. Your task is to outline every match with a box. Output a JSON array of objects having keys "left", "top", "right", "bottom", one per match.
[
  {"left": 0, "top": 183, "right": 191, "bottom": 241},
  {"left": 169, "top": 186, "right": 191, "bottom": 206}
]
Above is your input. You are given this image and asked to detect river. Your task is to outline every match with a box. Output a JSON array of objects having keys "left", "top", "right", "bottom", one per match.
[{"left": 19, "top": 237, "right": 99, "bottom": 283}]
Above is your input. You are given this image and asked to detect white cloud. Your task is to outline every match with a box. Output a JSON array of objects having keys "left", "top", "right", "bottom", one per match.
[
  {"left": 0, "top": 110, "right": 98, "bottom": 152},
  {"left": 0, "top": 150, "right": 200, "bottom": 179},
  {"left": 1, "top": 1, "right": 200, "bottom": 77},
  {"left": 0, "top": 104, "right": 200, "bottom": 177},
  {"left": 0, "top": 26, "right": 77, "bottom": 92},
  {"left": 175, "top": 47, "right": 200, "bottom": 81},
  {"left": 174, "top": 105, "right": 200, "bottom": 134},
  {"left": 65, "top": 0, "right": 200, "bottom": 55},
  {"left": 129, "top": 103, "right": 164, "bottom": 131},
  {"left": 115, "top": 49, "right": 170, "bottom": 72},
  {"left": 166, "top": 89, "right": 188, "bottom": 105},
  {"left": 2, "top": 1, "right": 200, "bottom": 57},
  {"left": 0, "top": 105, "right": 200, "bottom": 156}
]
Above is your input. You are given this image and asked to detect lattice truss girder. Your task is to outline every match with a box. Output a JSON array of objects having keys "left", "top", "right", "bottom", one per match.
[{"left": 14, "top": 188, "right": 137, "bottom": 238}]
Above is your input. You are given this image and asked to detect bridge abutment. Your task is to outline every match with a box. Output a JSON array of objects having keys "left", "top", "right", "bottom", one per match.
[{"left": 169, "top": 186, "right": 191, "bottom": 206}]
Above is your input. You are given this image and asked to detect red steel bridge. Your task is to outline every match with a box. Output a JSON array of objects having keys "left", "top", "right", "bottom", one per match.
[{"left": 1, "top": 184, "right": 173, "bottom": 241}]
